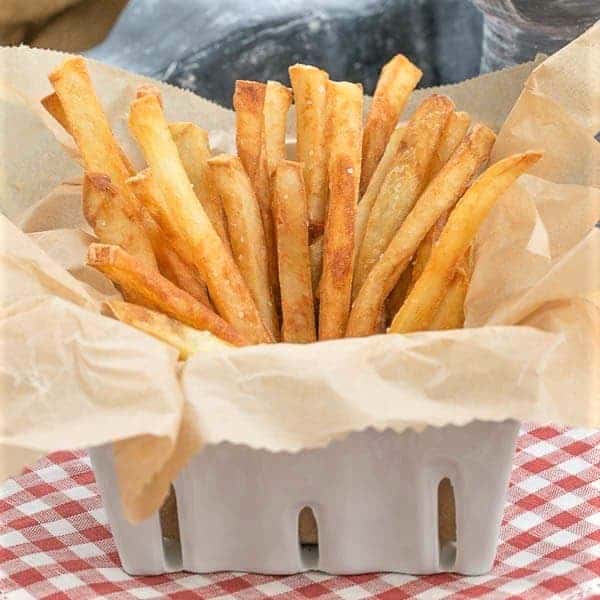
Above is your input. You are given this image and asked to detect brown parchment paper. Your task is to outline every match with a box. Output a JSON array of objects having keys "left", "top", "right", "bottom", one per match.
[{"left": 1, "top": 22, "right": 599, "bottom": 522}]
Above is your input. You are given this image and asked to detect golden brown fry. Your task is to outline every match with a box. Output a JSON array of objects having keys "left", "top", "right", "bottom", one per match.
[
  {"left": 353, "top": 95, "right": 454, "bottom": 298},
  {"left": 428, "top": 254, "right": 470, "bottom": 331},
  {"left": 319, "top": 80, "right": 363, "bottom": 340},
  {"left": 88, "top": 243, "right": 247, "bottom": 346},
  {"left": 289, "top": 64, "right": 330, "bottom": 228},
  {"left": 390, "top": 151, "right": 542, "bottom": 334},
  {"left": 168, "top": 122, "right": 230, "bottom": 250},
  {"left": 410, "top": 210, "right": 449, "bottom": 290},
  {"left": 208, "top": 154, "right": 279, "bottom": 340},
  {"left": 41, "top": 92, "right": 69, "bottom": 131},
  {"left": 128, "top": 94, "right": 272, "bottom": 344},
  {"left": 360, "top": 55, "right": 422, "bottom": 195},
  {"left": 355, "top": 124, "right": 406, "bottom": 255},
  {"left": 428, "top": 111, "right": 471, "bottom": 181},
  {"left": 82, "top": 172, "right": 157, "bottom": 270},
  {"left": 107, "top": 300, "right": 231, "bottom": 360},
  {"left": 346, "top": 124, "right": 497, "bottom": 337},
  {"left": 263, "top": 81, "right": 293, "bottom": 176},
  {"left": 233, "top": 81, "right": 279, "bottom": 300},
  {"left": 233, "top": 80, "right": 266, "bottom": 183},
  {"left": 49, "top": 57, "right": 142, "bottom": 218},
  {"left": 273, "top": 161, "right": 316, "bottom": 343}
]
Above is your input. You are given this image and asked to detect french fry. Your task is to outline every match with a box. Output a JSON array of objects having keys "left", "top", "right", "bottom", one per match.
[
  {"left": 233, "top": 81, "right": 278, "bottom": 299},
  {"left": 169, "top": 122, "right": 230, "bottom": 250},
  {"left": 49, "top": 58, "right": 141, "bottom": 218},
  {"left": 346, "top": 124, "right": 497, "bottom": 337},
  {"left": 390, "top": 151, "right": 542, "bottom": 334},
  {"left": 360, "top": 55, "right": 422, "bottom": 195},
  {"left": 263, "top": 81, "right": 293, "bottom": 176},
  {"left": 355, "top": 124, "right": 406, "bottom": 256},
  {"left": 386, "top": 264, "right": 413, "bottom": 320},
  {"left": 428, "top": 254, "right": 470, "bottom": 331},
  {"left": 125, "top": 170, "right": 211, "bottom": 305},
  {"left": 289, "top": 64, "right": 330, "bottom": 228},
  {"left": 128, "top": 94, "right": 273, "bottom": 344},
  {"left": 273, "top": 161, "right": 316, "bottom": 343},
  {"left": 427, "top": 111, "right": 471, "bottom": 180},
  {"left": 319, "top": 80, "right": 363, "bottom": 340},
  {"left": 208, "top": 154, "right": 279, "bottom": 340},
  {"left": 88, "top": 243, "right": 247, "bottom": 346},
  {"left": 410, "top": 211, "right": 449, "bottom": 290},
  {"left": 353, "top": 95, "right": 454, "bottom": 298},
  {"left": 41, "top": 92, "right": 69, "bottom": 131},
  {"left": 107, "top": 300, "right": 231, "bottom": 359},
  {"left": 82, "top": 173, "right": 157, "bottom": 270}
]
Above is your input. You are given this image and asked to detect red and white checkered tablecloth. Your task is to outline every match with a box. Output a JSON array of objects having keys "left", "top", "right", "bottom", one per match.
[{"left": 1, "top": 424, "right": 599, "bottom": 599}]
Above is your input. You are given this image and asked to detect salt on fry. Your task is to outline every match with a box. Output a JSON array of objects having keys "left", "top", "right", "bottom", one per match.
[
  {"left": 128, "top": 94, "right": 273, "bottom": 344},
  {"left": 107, "top": 300, "right": 231, "bottom": 360},
  {"left": 289, "top": 64, "right": 330, "bottom": 228},
  {"left": 273, "top": 161, "right": 316, "bottom": 343},
  {"left": 208, "top": 154, "right": 279, "bottom": 340},
  {"left": 169, "top": 122, "right": 230, "bottom": 250},
  {"left": 360, "top": 54, "right": 422, "bottom": 195},
  {"left": 346, "top": 124, "right": 496, "bottom": 337},
  {"left": 353, "top": 95, "right": 454, "bottom": 298},
  {"left": 390, "top": 151, "right": 542, "bottom": 334},
  {"left": 88, "top": 243, "right": 247, "bottom": 346},
  {"left": 319, "top": 80, "right": 363, "bottom": 340}
]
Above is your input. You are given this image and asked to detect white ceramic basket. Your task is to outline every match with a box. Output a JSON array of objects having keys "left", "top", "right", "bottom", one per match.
[{"left": 89, "top": 419, "right": 519, "bottom": 576}]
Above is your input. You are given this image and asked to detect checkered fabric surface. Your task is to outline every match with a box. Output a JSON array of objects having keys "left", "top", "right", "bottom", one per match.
[{"left": 1, "top": 424, "right": 599, "bottom": 599}]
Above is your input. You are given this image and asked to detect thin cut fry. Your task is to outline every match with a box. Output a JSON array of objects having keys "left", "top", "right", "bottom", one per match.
[
  {"left": 128, "top": 94, "right": 272, "bottom": 344},
  {"left": 289, "top": 64, "right": 330, "bottom": 227},
  {"left": 126, "top": 170, "right": 210, "bottom": 305},
  {"left": 355, "top": 124, "right": 406, "bottom": 257},
  {"left": 88, "top": 243, "right": 247, "bottom": 346},
  {"left": 82, "top": 173, "right": 157, "bottom": 270},
  {"left": 208, "top": 154, "right": 279, "bottom": 340},
  {"left": 168, "top": 122, "right": 230, "bottom": 251},
  {"left": 107, "top": 300, "right": 231, "bottom": 360},
  {"left": 263, "top": 81, "right": 293, "bottom": 176},
  {"left": 427, "top": 111, "right": 471, "bottom": 181},
  {"left": 49, "top": 58, "right": 142, "bottom": 218},
  {"left": 346, "top": 124, "right": 497, "bottom": 337},
  {"left": 390, "top": 151, "right": 542, "bottom": 334},
  {"left": 233, "top": 81, "right": 278, "bottom": 298},
  {"left": 319, "top": 80, "right": 363, "bottom": 340},
  {"left": 428, "top": 254, "right": 470, "bottom": 331},
  {"left": 360, "top": 55, "right": 422, "bottom": 195},
  {"left": 273, "top": 161, "right": 316, "bottom": 343},
  {"left": 354, "top": 95, "right": 454, "bottom": 298}
]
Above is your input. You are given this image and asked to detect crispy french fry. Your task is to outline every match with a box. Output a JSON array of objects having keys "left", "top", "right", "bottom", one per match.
[
  {"left": 82, "top": 172, "right": 157, "bottom": 270},
  {"left": 428, "top": 254, "right": 470, "bottom": 331},
  {"left": 208, "top": 154, "right": 278, "bottom": 340},
  {"left": 346, "top": 124, "right": 497, "bottom": 337},
  {"left": 353, "top": 95, "right": 454, "bottom": 298},
  {"left": 355, "top": 124, "right": 406, "bottom": 255},
  {"left": 125, "top": 170, "right": 211, "bottom": 305},
  {"left": 233, "top": 81, "right": 279, "bottom": 300},
  {"left": 319, "top": 80, "right": 363, "bottom": 340},
  {"left": 107, "top": 300, "right": 231, "bottom": 359},
  {"left": 263, "top": 81, "right": 293, "bottom": 176},
  {"left": 427, "top": 111, "right": 471, "bottom": 181},
  {"left": 168, "top": 122, "right": 230, "bottom": 250},
  {"left": 41, "top": 92, "right": 69, "bottom": 131},
  {"left": 360, "top": 55, "right": 422, "bottom": 195},
  {"left": 233, "top": 80, "right": 266, "bottom": 183},
  {"left": 289, "top": 64, "right": 330, "bottom": 228},
  {"left": 49, "top": 58, "right": 142, "bottom": 218},
  {"left": 390, "top": 151, "right": 542, "bottom": 334},
  {"left": 88, "top": 243, "right": 247, "bottom": 346},
  {"left": 128, "top": 94, "right": 272, "bottom": 344},
  {"left": 273, "top": 161, "right": 316, "bottom": 343}
]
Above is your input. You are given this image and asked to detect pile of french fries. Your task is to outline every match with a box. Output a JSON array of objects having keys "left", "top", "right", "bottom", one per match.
[{"left": 43, "top": 56, "right": 541, "bottom": 357}]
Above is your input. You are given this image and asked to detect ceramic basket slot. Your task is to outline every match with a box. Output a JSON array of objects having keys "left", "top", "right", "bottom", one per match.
[{"left": 89, "top": 419, "right": 519, "bottom": 576}]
